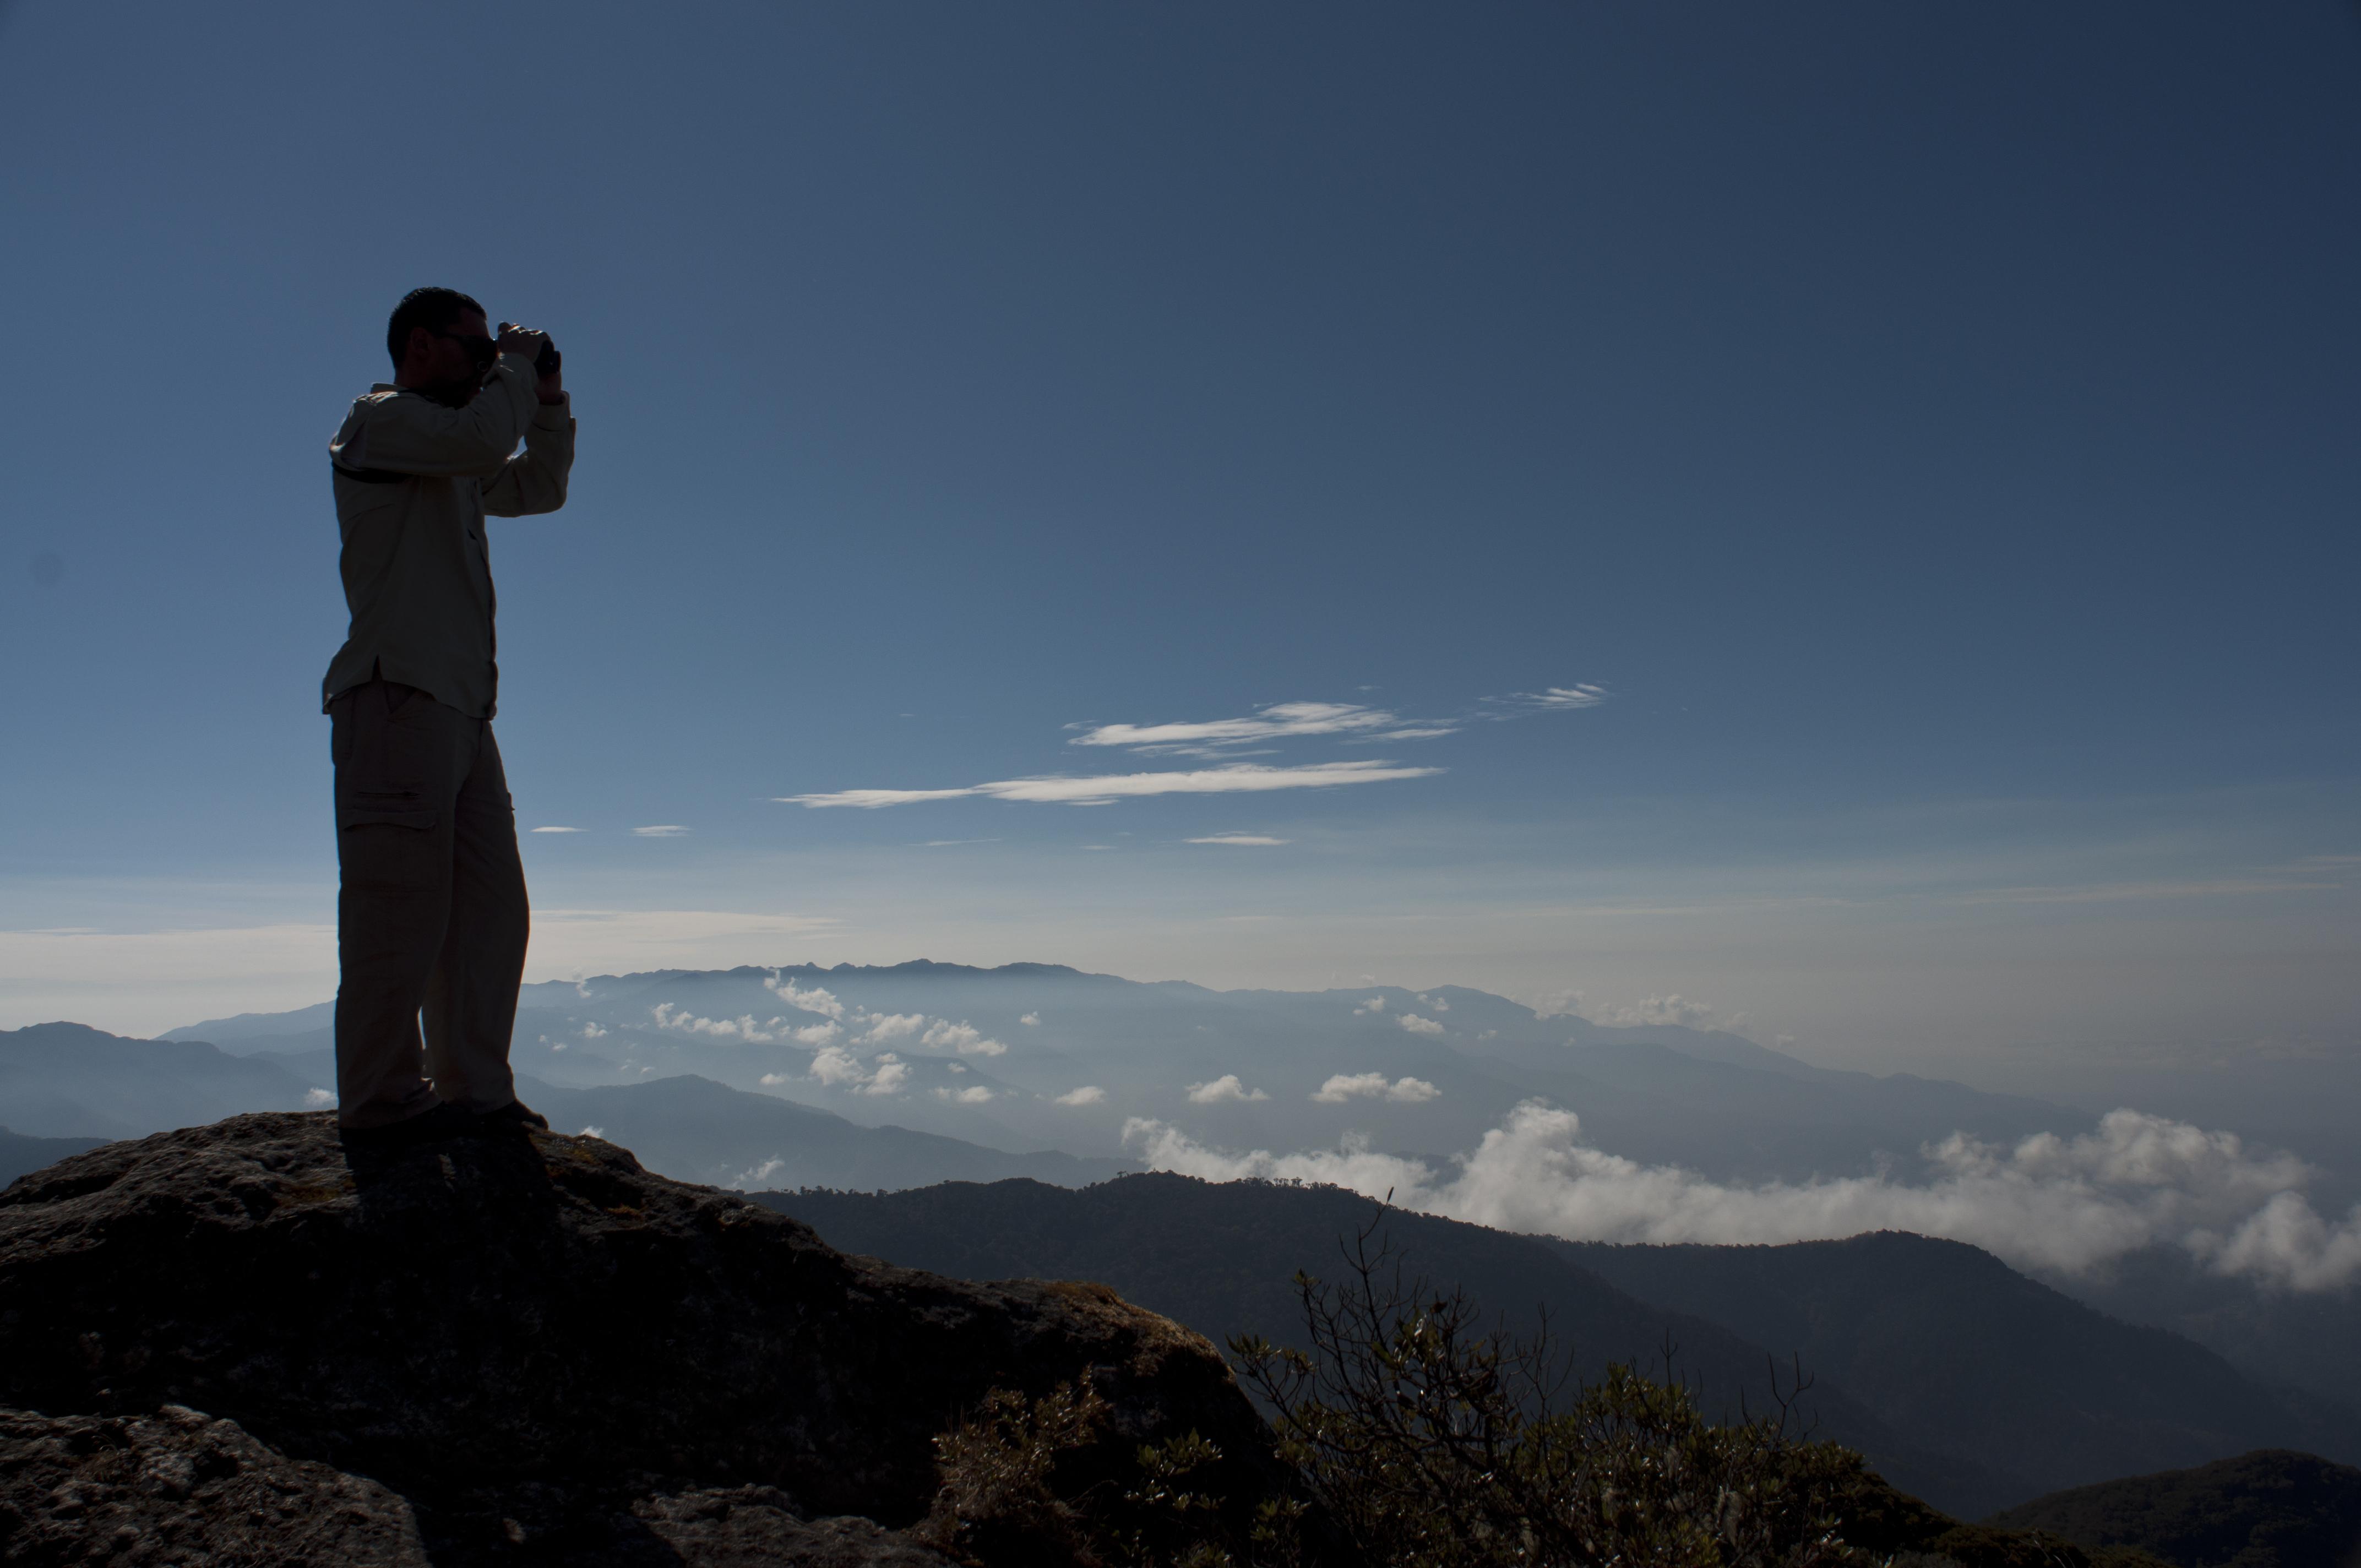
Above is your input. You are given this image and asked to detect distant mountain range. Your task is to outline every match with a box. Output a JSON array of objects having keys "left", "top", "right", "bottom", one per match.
[
  {"left": 0, "top": 1022, "right": 1130, "bottom": 1193},
  {"left": 1991, "top": 1450, "right": 2361, "bottom": 1568},
  {"left": 161, "top": 959, "right": 2097, "bottom": 1182},
  {"left": 2027, "top": 1247, "right": 2361, "bottom": 1441},
  {"left": 10, "top": 959, "right": 2356, "bottom": 1451},
  {"left": 765, "top": 1172, "right": 2006, "bottom": 1516},
  {"left": 518, "top": 1075, "right": 1130, "bottom": 1190},
  {"left": 0, "top": 1127, "right": 105, "bottom": 1189},
  {"left": 1551, "top": 1234, "right": 2361, "bottom": 1499},
  {"left": 10, "top": 976, "right": 2360, "bottom": 1525},
  {"left": 1, "top": 1022, "right": 330, "bottom": 1140},
  {"left": 760, "top": 1174, "right": 2361, "bottom": 1518}
]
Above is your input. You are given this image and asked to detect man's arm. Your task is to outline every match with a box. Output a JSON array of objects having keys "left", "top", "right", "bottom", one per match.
[
  {"left": 335, "top": 353, "right": 542, "bottom": 478},
  {"left": 483, "top": 385, "right": 575, "bottom": 516}
]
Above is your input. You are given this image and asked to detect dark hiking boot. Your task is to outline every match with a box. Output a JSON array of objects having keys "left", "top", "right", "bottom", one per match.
[
  {"left": 338, "top": 1101, "right": 476, "bottom": 1149},
  {"left": 474, "top": 1100, "right": 550, "bottom": 1134}
]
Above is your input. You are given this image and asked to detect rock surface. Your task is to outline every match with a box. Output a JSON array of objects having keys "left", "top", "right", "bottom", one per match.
[
  {"left": 0, "top": 1403, "right": 427, "bottom": 1566},
  {"left": 0, "top": 1113, "right": 1285, "bottom": 1563}
]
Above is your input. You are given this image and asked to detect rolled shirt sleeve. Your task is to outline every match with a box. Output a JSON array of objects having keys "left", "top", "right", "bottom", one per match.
[
  {"left": 483, "top": 395, "right": 576, "bottom": 518},
  {"left": 330, "top": 354, "right": 541, "bottom": 477},
  {"left": 320, "top": 357, "right": 576, "bottom": 719}
]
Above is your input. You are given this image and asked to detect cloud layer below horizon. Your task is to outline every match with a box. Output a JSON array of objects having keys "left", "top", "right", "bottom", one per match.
[{"left": 1121, "top": 1102, "right": 2361, "bottom": 1292}]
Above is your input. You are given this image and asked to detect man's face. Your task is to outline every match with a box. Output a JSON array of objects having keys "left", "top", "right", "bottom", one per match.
[{"left": 417, "top": 309, "right": 496, "bottom": 401}]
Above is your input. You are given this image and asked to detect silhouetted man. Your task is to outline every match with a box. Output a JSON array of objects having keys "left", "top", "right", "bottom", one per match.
[{"left": 323, "top": 287, "right": 574, "bottom": 1143}]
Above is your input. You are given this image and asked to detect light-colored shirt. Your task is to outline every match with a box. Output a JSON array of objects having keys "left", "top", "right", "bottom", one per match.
[{"left": 321, "top": 352, "right": 576, "bottom": 718}]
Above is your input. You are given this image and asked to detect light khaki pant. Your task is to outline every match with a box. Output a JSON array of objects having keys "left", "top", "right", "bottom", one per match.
[{"left": 329, "top": 680, "right": 529, "bottom": 1128}]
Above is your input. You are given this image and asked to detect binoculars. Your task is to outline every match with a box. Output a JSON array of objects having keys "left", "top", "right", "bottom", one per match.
[{"left": 497, "top": 322, "right": 562, "bottom": 379}]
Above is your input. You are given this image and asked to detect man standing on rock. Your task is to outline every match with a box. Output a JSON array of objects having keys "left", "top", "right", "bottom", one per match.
[{"left": 321, "top": 287, "right": 575, "bottom": 1144}]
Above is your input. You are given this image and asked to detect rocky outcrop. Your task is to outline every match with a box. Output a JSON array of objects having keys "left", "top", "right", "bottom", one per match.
[
  {"left": 0, "top": 1114, "right": 1287, "bottom": 1563},
  {"left": 1, "top": 1401, "right": 958, "bottom": 1565},
  {"left": 0, "top": 1404, "right": 428, "bottom": 1566}
]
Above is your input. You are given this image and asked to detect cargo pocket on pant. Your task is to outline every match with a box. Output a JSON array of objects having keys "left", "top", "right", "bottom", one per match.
[{"left": 340, "top": 792, "right": 439, "bottom": 831}]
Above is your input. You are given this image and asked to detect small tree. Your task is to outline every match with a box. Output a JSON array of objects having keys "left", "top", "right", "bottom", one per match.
[
  {"left": 919, "top": 1206, "right": 2141, "bottom": 1567},
  {"left": 1230, "top": 1213, "right": 1869, "bottom": 1568}
]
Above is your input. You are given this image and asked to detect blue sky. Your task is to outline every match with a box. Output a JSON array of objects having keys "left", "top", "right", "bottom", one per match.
[{"left": 2, "top": 2, "right": 2355, "bottom": 1084}]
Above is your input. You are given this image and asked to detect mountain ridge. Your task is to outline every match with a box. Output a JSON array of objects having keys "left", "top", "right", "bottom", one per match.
[
  {"left": 764, "top": 1173, "right": 2008, "bottom": 1513},
  {"left": 148, "top": 962, "right": 2102, "bottom": 1188},
  {"left": 0, "top": 1022, "right": 1138, "bottom": 1191},
  {"left": 1988, "top": 1449, "right": 2361, "bottom": 1568},
  {"left": 1550, "top": 1232, "right": 2361, "bottom": 1490},
  {"left": 760, "top": 1173, "right": 2357, "bottom": 1517}
]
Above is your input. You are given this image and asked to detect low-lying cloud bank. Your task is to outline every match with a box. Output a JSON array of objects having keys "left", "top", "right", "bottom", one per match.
[{"left": 1120, "top": 1102, "right": 2361, "bottom": 1292}]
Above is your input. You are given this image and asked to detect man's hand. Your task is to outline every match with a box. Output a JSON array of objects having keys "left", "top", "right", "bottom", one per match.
[
  {"left": 497, "top": 323, "right": 549, "bottom": 363},
  {"left": 498, "top": 324, "right": 565, "bottom": 404}
]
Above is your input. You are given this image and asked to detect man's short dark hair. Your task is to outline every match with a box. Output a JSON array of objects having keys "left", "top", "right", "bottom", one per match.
[{"left": 387, "top": 287, "right": 486, "bottom": 368}]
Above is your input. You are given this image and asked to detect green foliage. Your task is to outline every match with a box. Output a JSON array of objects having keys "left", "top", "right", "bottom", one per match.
[
  {"left": 923, "top": 1381, "right": 1108, "bottom": 1564},
  {"left": 921, "top": 1379, "right": 1283, "bottom": 1568},
  {"left": 1229, "top": 1218, "right": 1869, "bottom": 1568},
  {"left": 920, "top": 1215, "right": 2180, "bottom": 1568}
]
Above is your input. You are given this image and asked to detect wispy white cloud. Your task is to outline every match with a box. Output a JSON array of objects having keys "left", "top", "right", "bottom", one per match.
[
  {"left": 1055, "top": 1085, "right": 1105, "bottom": 1106},
  {"left": 580, "top": 1021, "right": 607, "bottom": 1039},
  {"left": 1070, "top": 701, "right": 1400, "bottom": 754},
  {"left": 1019, "top": 1012, "right": 1041, "bottom": 1026},
  {"left": 1188, "top": 834, "right": 1291, "bottom": 846},
  {"left": 809, "top": 1046, "right": 908, "bottom": 1096},
  {"left": 1123, "top": 1104, "right": 2361, "bottom": 1291},
  {"left": 632, "top": 825, "right": 690, "bottom": 837},
  {"left": 1595, "top": 994, "right": 1717, "bottom": 1028},
  {"left": 1354, "top": 996, "right": 1386, "bottom": 1015},
  {"left": 1479, "top": 684, "right": 1609, "bottom": 715},
  {"left": 807, "top": 1046, "right": 867, "bottom": 1086},
  {"left": 780, "top": 683, "right": 1607, "bottom": 810},
  {"left": 1310, "top": 1072, "right": 1441, "bottom": 1104},
  {"left": 782, "top": 759, "right": 1443, "bottom": 810},
  {"left": 1954, "top": 878, "right": 2338, "bottom": 906},
  {"left": 857, "top": 1012, "right": 928, "bottom": 1044},
  {"left": 651, "top": 1003, "right": 785, "bottom": 1043},
  {"left": 728, "top": 1156, "right": 784, "bottom": 1191},
  {"left": 1186, "top": 1074, "right": 1270, "bottom": 1104},
  {"left": 935, "top": 1084, "right": 995, "bottom": 1104},
  {"left": 764, "top": 975, "right": 845, "bottom": 1019},
  {"left": 303, "top": 1086, "right": 336, "bottom": 1109},
  {"left": 530, "top": 826, "right": 585, "bottom": 834},
  {"left": 921, "top": 1019, "right": 1009, "bottom": 1057},
  {"left": 1528, "top": 988, "right": 1585, "bottom": 1020},
  {"left": 1397, "top": 1013, "right": 1445, "bottom": 1036}
]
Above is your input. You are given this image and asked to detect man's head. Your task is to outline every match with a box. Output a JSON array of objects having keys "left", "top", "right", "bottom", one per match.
[{"left": 387, "top": 287, "right": 492, "bottom": 402}]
